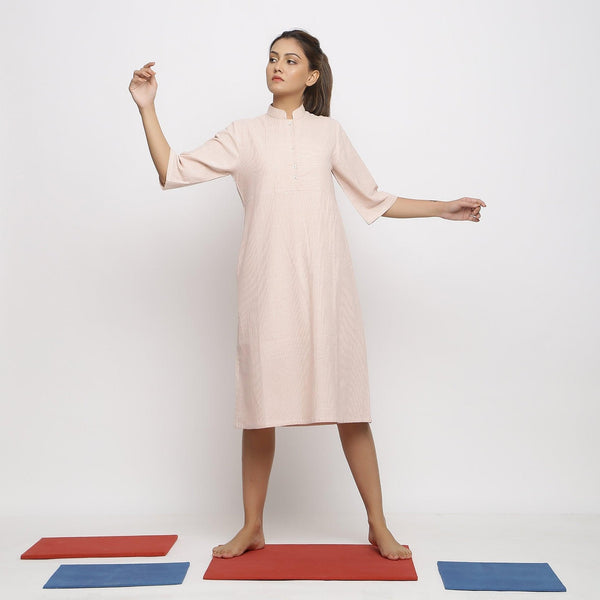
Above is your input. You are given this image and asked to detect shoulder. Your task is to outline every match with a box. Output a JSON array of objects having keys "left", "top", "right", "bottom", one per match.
[
  {"left": 217, "top": 113, "right": 261, "bottom": 132},
  {"left": 304, "top": 113, "right": 341, "bottom": 143},
  {"left": 237, "top": 110, "right": 271, "bottom": 126},
  {"left": 308, "top": 111, "right": 340, "bottom": 128},
  {"left": 224, "top": 114, "right": 268, "bottom": 138},
  {"left": 222, "top": 117, "right": 251, "bottom": 133},
  {"left": 231, "top": 115, "right": 257, "bottom": 127}
]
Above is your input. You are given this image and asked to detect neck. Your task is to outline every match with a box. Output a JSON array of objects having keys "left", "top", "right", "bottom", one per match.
[{"left": 271, "top": 96, "right": 304, "bottom": 119}]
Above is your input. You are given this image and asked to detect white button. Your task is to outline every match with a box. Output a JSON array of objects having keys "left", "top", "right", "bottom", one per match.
[
  {"left": 293, "top": 176, "right": 297, "bottom": 179},
  {"left": 292, "top": 164, "right": 297, "bottom": 168}
]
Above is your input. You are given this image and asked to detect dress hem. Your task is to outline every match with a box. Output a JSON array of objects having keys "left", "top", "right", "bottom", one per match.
[{"left": 234, "top": 417, "right": 372, "bottom": 430}]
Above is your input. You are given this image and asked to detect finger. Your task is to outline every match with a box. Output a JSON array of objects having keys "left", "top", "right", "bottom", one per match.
[
  {"left": 137, "top": 64, "right": 156, "bottom": 75},
  {"left": 463, "top": 198, "right": 485, "bottom": 208},
  {"left": 460, "top": 199, "right": 479, "bottom": 208}
]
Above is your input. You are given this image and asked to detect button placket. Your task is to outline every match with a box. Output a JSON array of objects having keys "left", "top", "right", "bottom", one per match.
[{"left": 289, "top": 120, "right": 298, "bottom": 182}]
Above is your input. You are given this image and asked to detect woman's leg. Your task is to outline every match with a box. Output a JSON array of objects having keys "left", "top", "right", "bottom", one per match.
[
  {"left": 337, "top": 422, "right": 412, "bottom": 559},
  {"left": 212, "top": 426, "right": 275, "bottom": 558}
]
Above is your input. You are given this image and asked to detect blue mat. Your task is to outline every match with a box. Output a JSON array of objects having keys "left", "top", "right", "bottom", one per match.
[
  {"left": 437, "top": 561, "right": 566, "bottom": 591},
  {"left": 43, "top": 562, "right": 190, "bottom": 588}
]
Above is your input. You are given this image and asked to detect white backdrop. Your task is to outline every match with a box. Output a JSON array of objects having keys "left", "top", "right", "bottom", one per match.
[{"left": 1, "top": 0, "right": 598, "bottom": 519}]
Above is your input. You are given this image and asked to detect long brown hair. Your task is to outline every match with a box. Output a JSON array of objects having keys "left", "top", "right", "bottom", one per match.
[{"left": 269, "top": 29, "right": 332, "bottom": 117}]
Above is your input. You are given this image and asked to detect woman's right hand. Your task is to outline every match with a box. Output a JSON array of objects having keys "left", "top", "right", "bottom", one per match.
[{"left": 129, "top": 61, "right": 158, "bottom": 109}]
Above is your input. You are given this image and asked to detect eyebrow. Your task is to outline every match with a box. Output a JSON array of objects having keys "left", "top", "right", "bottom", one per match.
[{"left": 270, "top": 50, "right": 302, "bottom": 59}]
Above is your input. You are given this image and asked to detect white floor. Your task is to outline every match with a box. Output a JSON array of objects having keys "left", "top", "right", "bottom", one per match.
[{"left": 2, "top": 512, "right": 597, "bottom": 599}]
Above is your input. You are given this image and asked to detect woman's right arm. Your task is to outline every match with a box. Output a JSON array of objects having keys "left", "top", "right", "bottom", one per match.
[
  {"left": 129, "top": 61, "right": 170, "bottom": 186},
  {"left": 138, "top": 104, "right": 170, "bottom": 187}
]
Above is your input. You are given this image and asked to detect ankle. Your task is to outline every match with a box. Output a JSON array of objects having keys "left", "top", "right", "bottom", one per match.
[
  {"left": 368, "top": 516, "right": 387, "bottom": 529},
  {"left": 243, "top": 519, "right": 263, "bottom": 531}
]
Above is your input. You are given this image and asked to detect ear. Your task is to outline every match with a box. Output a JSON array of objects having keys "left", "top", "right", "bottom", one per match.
[{"left": 306, "top": 70, "right": 320, "bottom": 87}]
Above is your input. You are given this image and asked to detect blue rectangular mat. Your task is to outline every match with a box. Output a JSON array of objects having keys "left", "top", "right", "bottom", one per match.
[
  {"left": 43, "top": 562, "right": 190, "bottom": 588},
  {"left": 437, "top": 561, "right": 566, "bottom": 591}
]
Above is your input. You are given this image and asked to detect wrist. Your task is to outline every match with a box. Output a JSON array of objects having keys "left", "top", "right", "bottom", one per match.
[
  {"left": 138, "top": 103, "right": 156, "bottom": 115},
  {"left": 432, "top": 200, "right": 445, "bottom": 217}
]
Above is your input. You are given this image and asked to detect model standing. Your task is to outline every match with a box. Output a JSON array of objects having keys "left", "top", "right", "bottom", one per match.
[{"left": 129, "top": 28, "right": 485, "bottom": 561}]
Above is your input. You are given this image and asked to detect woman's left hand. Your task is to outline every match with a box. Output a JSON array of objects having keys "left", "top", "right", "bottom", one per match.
[{"left": 439, "top": 197, "right": 486, "bottom": 221}]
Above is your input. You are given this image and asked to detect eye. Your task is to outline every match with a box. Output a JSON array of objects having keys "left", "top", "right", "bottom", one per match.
[{"left": 269, "top": 57, "right": 297, "bottom": 64}]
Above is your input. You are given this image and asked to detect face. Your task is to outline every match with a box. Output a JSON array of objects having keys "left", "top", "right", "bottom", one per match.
[{"left": 266, "top": 38, "right": 319, "bottom": 97}]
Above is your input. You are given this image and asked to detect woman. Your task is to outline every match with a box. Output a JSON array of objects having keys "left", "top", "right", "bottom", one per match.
[{"left": 129, "top": 29, "right": 485, "bottom": 561}]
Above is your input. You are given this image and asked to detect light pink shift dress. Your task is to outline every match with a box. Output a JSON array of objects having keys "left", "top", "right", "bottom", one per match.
[{"left": 160, "top": 103, "right": 397, "bottom": 429}]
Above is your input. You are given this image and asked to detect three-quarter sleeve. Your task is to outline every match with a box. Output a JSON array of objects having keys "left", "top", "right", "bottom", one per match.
[
  {"left": 331, "top": 119, "right": 397, "bottom": 225},
  {"left": 160, "top": 121, "right": 240, "bottom": 190}
]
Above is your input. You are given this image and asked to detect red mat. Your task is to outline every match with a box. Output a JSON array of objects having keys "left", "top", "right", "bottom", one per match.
[
  {"left": 203, "top": 543, "right": 417, "bottom": 580},
  {"left": 21, "top": 535, "right": 178, "bottom": 559}
]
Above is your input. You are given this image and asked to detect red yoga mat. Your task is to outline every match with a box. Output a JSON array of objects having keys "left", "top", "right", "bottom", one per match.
[
  {"left": 203, "top": 543, "right": 417, "bottom": 580},
  {"left": 21, "top": 535, "right": 178, "bottom": 559}
]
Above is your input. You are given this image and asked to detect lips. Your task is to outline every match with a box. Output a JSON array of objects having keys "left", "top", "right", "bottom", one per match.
[{"left": 272, "top": 76, "right": 283, "bottom": 81}]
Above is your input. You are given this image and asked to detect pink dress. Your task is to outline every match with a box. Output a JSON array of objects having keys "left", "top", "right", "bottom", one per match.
[{"left": 160, "top": 103, "right": 397, "bottom": 429}]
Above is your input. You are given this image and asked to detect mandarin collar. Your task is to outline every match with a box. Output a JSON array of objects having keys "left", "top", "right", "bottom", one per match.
[{"left": 267, "top": 103, "right": 307, "bottom": 120}]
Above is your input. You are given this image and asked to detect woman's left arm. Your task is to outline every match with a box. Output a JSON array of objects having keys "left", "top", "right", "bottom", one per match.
[{"left": 382, "top": 196, "right": 486, "bottom": 221}]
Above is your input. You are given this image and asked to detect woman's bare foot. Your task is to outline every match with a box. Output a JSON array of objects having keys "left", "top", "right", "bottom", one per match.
[
  {"left": 212, "top": 523, "right": 265, "bottom": 558},
  {"left": 368, "top": 521, "right": 412, "bottom": 560}
]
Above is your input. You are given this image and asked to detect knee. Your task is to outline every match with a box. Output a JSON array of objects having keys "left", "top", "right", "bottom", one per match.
[
  {"left": 337, "top": 421, "right": 369, "bottom": 434},
  {"left": 243, "top": 426, "right": 275, "bottom": 441}
]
